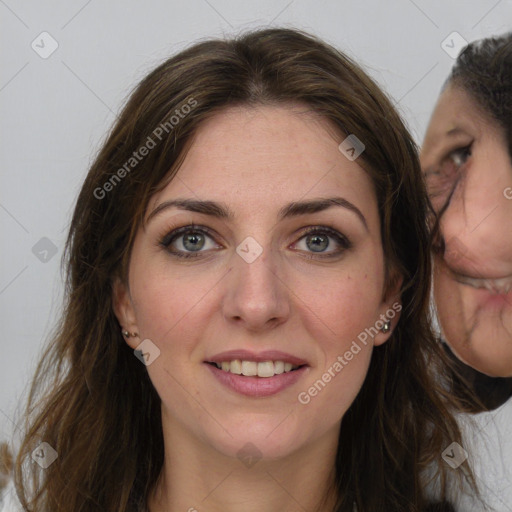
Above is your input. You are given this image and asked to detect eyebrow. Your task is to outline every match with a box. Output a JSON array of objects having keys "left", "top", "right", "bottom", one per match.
[
  {"left": 146, "top": 197, "right": 368, "bottom": 230},
  {"left": 445, "top": 126, "right": 470, "bottom": 137}
]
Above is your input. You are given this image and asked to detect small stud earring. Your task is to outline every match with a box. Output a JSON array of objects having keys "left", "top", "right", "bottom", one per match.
[
  {"left": 381, "top": 321, "right": 392, "bottom": 334},
  {"left": 122, "top": 330, "right": 139, "bottom": 338}
]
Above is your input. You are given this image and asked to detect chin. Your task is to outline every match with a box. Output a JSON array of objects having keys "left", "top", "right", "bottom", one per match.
[
  {"left": 465, "top": 356, "right": 512, "bottom": 378},
  {"left": 208, "top": 428, "right": 305, "bottom": 463},
  {"left": 446, "top": 335, "right": 512, "bottom": 378}
]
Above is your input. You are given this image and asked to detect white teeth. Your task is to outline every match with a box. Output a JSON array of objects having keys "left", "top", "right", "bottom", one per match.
[
  {"left": 458, "top": 275, "right": 512, "bottom": 294},
  {"left": 213, "top": 359, "right": 300, "bottom": 377},
  {"left": 241, "top": 361, "right": 257, "bottom": 376},
  {"left": 257, "top": 361, "right": 274, "bottom": 377},
  {"left": 230, "top": 359, "right": 242, "bottom": 374},
  {"left": 274, "top": 361, "right": 284, "bottom": 374}
]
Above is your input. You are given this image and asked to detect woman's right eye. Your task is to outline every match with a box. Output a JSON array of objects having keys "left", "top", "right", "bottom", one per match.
[{"left": 160, "top": 225, "right": 222, "bottom": 259}]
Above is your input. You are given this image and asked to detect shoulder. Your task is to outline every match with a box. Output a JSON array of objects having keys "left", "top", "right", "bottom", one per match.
[
  {"left": 453, "top": 397, "right": 512, "bottom": 511},
  {"left": 425, "top": 398, "right": 512, "bottom": 511},
  {"left": 461, "top": 394, "right": 512, "bottom": 444}
]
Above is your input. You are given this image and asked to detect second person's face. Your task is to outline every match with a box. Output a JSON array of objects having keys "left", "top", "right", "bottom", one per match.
[{"left": 421, "top": 84, "right": 512, "bottom": 377}]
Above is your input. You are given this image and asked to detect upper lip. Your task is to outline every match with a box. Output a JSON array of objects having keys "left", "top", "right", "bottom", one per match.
[{"left": 206, "top": 350, "right": 308, "bottom": 366}]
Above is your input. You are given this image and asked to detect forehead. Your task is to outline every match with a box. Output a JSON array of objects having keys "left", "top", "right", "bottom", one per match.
[
  {"left": 150, "top": 105, "right": 376, "bottom": 215},
  {"left": 424, "top": 86, "right": 480, "bottom": 140},
  {"left": 421, "top": 84, "right": 496, "bottom": 165}
]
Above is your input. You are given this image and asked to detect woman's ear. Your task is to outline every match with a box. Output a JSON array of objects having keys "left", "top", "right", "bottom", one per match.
[
  {"left": 112, "top": 277, "right": 140, "bottom": 349},
  {"left": 373, "top": 270, "right": 403, "bottom": 347}
]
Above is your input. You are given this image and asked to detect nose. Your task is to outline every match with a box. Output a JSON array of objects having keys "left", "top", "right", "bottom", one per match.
[
  {"left": 440, "top": 164, "right": 512, "bottom": 274},
  {"left": 222, "top": 244, "right": 291, "bottom": 332}
]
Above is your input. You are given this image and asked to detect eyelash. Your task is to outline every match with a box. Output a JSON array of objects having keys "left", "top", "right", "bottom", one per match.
[{"left": 158, "top": 224, "right": 352, "bottom": 260}]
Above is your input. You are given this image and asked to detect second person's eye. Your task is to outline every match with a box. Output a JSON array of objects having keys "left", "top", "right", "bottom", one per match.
[
  {"left": 448, "top": 145, "right": 472, "bottom": 168},
  {"left": 425, "top": 144, "right": 472, "bottom": 207}
]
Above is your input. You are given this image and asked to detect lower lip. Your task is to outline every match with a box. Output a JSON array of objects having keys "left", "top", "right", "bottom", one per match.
[{"left": 204, "top": 363, "right": 308, "bottom": 397}]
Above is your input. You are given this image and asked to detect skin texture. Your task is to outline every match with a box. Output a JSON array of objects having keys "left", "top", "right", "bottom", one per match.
[
  {"left": 421, "top": 84, "right": 512, "bottom": 377},
  {"left": 114, "top": 105, "right": 400, "bottom": 512}
]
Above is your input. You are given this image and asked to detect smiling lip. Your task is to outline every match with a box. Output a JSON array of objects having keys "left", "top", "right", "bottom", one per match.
[
  {"left": 205, "top": 363, "right": 308, "bottom": 397},
  {"left": 205, "top": 349, "right": 309, "bottom": 397},
  {"left": 206, "top": 350, "right": 308, "bottom": 366}
]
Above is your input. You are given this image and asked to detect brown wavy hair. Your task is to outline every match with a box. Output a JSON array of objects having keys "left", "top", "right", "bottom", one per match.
[
  {"left": 0, "top": 442, "right": 13, "bottom": 495},
  {"left": 14, "top": 28, "right": 474, "bottom": 511}
]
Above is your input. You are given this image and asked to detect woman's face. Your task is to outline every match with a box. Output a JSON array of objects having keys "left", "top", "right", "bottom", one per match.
[
  {"left": 421, "top": 84, "right": 512, "bottom": 377},
  {"left": 114, "top": 105, "right": 398, "bottom": 461}
]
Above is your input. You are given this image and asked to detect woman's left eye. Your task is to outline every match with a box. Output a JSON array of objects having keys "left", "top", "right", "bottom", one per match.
[{"left": 291, "top": 227, "right": 352, "bottom": 258}]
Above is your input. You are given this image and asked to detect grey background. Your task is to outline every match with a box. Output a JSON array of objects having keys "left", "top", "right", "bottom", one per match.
[{"left": 1, "top": 0, "right": 511, "bottom": 443}]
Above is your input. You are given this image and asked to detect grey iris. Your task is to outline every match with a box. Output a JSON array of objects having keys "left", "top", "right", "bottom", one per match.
[
  {"left": 183, "top": 232, "right": 205, "bottom": 251},
  {"left": 307, "top": 233, "right": 328, "bottom": 252}
]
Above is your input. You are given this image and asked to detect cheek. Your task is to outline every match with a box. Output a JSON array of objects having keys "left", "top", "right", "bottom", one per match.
[
  {"left": 434, "top": 261, "right": 462, "bottom": 327},
  {"left": 290, "top": 267, "right": 384, "bottom": 404},
  {"left": 294, "top": 260, "right": 384, "bottom": 337},
  {"left": 129, "top": 254, "right": 225, "bottom": 343},
  {"left": 297, "top": 261, "right": 385, "bottom": 410},
  {"left": 296, "top": 298, "right": 374, "bottom": 431}
]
